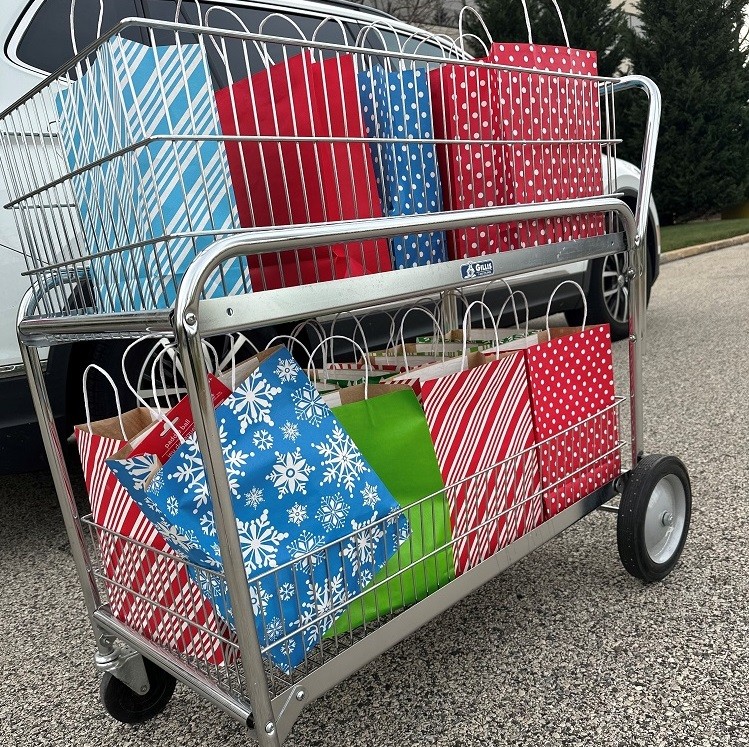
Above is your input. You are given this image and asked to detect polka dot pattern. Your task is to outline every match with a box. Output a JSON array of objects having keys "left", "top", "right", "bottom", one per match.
[
  {"left": 359, "top": 66, "right": 447, "bottom": 268},
  {"left": 429, "top": 43, "right": 606, "bottom": 259},
  {"left": 489, "top": 43, "right": 606, "bottom": 247},
  {"left": 429, "top": 61, "right": 515, "bottom": 258},
  {"left": 525, "top": 324, "right": 621, "bottom": 519}
]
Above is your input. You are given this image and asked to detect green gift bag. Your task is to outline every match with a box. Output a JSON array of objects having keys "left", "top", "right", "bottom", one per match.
[{"left": 328, "top": 386, "right": 454, "bottom": 635}]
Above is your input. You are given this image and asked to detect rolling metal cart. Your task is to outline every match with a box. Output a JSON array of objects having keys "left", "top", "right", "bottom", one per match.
[{"left": 1, "top": 12, "right": 691, "bottom": 745}]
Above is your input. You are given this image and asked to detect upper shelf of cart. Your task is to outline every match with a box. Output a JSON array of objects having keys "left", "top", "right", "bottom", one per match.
[{"left": 2, "top": 0, "right": 455, "bottom": 105}]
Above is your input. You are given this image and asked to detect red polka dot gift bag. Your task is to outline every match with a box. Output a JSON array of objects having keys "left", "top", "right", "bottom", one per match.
[
  {"left": 429, "top": 5, "right": 605, "bottom": 259},
  {"left": 524, "top": 282, "right": 621, "bottom": 520}
]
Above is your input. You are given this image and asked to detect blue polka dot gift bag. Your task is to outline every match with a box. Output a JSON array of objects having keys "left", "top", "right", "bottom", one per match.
[
  {"left": 358, "top": 64, "right": 447, "bottom": 269},
  {"left": 107, "top": 346, "right": 409, "bottom": 673}
]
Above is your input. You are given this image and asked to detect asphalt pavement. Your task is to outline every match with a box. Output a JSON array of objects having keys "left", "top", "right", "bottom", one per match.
[{"left": 2, "top": 245, "right": 749, "bottom": 747}]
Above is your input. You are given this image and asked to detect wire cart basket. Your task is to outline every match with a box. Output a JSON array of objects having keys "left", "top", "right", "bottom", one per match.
[{"left": 2, "top": 5, "right": 692, "bottom": 745}]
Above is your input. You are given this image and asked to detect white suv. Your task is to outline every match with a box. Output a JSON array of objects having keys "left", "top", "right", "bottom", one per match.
[{"left": 0, "top": 0, "right": 660, "bottom": 473}]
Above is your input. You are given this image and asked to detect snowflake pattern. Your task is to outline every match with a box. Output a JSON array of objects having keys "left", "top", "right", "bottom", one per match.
[
  {"left": 315, "top": 494, "right": 349, "bottom": 531},
  {"left": 343, "top": 517, "right": 385, "bottom": 577},
  {"left": 199, "top": 511, "right": 216, "bottom": 537},
  {"left": 291, "top": 383, "right": 328, "bottom": 426},
  {"left": 279, "top": 639, "right": 296, "bottom": 657},
  {"left": 244, "top": 487, "right": 264, "bottom": 509},
  {"left": 106, "top": 346, "right": 407, "bottom": 674},
  {"left": 278, "top": 582, "right": 295, "bottom": 601},
  {"left": 287, "top": 503, "right": 307, "bottom": 526},
  {"left": 281, "top": 421, "right": 300, "bottom": 442},
  {"left": 287, "top": 530, "right": 326, "bottom": 568},
  {"left": 312, "top": 424, "right": 367, "bottom": 496},
  {"left": 265, "top": 617, "right": 284, "bottom": 642},
  {"left": 126, "top": 454, "right": 160, "bottom": 490},
  {"left": 361, "top": 483, "right": 380, "bottom": 509},
  {"left": 299, "top": 573, "right": 348, "bottom": 645},
  {"left": 268, "top": 448, "right": 314, "bottom": 497},
  {"left": 249, "top": 583, "right": 273, "bottom": 616},
  {"left": 274, "top": 357, "right": 299, "bottom": 383},
  {"left": 166, "top": 435, "right": 210, "bottom": 514},
  {"left": 237, "top": 510, "right": 289, "bottom": 572},
  {"left": 227, "top": 368, "right": 282, "bottom": 434},
  {"left": 253, "top": 429, "right": 274, "bottom": 451}
]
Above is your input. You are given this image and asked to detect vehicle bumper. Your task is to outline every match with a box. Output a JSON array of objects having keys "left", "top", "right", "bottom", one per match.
[{"left": 0, "top": 364, "right": 66, "bottom": 474}]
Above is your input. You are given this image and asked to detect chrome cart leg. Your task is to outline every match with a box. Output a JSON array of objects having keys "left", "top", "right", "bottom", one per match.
[
  {"left": 18, "top": 336, "right": 117, "bottom": 662},
  {"left": 628, "top": 233, "right": 646, "bottom": 466},
  {"left": 621, "top": 75, "right": 661, "bottom": 466},
  {"left": 175, "top": 309, "right": 281, "bottom": 746}
]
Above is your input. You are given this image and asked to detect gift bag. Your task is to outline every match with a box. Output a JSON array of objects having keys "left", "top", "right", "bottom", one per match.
[
  {"left": 56, "top": 36, "right": 247, "bottom": 312},
  {"left": 215, "top": 47, "right": 392, "bottom": 290},
  {"left": 429, "top": 38, "right": 515, "bottom": 259},
  {"left": 74, "top": 366, "right": 233, "bottom": 665},
  {"left": 358, "top": 60, "right": 447, "bottom": 268},
  {"left": 387, "top": 305, "right": 543, "bottom": 575},
  {"left": 524, "top": 282, "right": 620, "bottom": 519},
  {"left": 328, "top": 384, "right": 454, "bottom": 634},
  {"left": 485, "top": 2, "right": 605, "bottom": 246},
  {"left": 421, "top": 352, "right": 542, "bottom": 574},
  {"left": 429, "top": 5, "right": 606, "bottom": 257},
  {"left": 107, "top": 346, "right": 408, "bottom": 673}
]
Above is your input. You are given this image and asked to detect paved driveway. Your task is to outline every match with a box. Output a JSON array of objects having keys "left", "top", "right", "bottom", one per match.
[{"left": 2, "top": 245, "right": 748, "bottom": 747}]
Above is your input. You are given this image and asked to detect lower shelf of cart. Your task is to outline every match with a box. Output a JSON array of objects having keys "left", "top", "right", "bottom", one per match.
[{"left": 87, "top": 478, "right": 618, "bottom": 734}]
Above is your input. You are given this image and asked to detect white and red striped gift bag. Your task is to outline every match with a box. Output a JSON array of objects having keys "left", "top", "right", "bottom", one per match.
[
  {"left": 525, "top": 324, "right": 621, "bottom": 519},
  {"left": 419, "top": 353, "right": 543, "bottom": 575},
  {"left": 75, "top": 418, "right": 233, "bottom": 665}
]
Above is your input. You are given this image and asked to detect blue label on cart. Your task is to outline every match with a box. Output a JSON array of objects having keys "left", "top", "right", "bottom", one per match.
[{"left": 461, "top": 260, "right": 494, "bottom": 281}]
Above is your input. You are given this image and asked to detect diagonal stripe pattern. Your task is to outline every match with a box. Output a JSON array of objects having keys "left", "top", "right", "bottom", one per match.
[
  {"left": 420, "top": 354, "right": 543, "bottom": 575},
  {"left": 57, "top": 37, "right": 247, "bottom": 312}
]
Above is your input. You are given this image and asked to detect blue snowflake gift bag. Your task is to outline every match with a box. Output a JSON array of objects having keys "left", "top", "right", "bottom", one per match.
[
  {"left": 107, "top": 346, "right": 409, "bottom": 672},
  {"left": 358, "top": 64, "right": 447, "bottom": 269}
]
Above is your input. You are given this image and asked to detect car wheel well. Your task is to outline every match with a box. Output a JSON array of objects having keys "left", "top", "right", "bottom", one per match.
[{"left": 619, "top": 191, "right": 657, "bottom": 281}]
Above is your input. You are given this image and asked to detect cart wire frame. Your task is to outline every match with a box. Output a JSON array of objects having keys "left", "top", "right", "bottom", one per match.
[{"left": 7, "top": 15, "right": 660, "bottom": 747}]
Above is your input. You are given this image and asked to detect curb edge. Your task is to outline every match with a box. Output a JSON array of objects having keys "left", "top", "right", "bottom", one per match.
[{"left": 660, "top": 232, "right": 749, "bottom": 264}]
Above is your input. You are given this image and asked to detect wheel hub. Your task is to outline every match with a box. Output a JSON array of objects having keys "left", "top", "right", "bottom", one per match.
[
  {"left": 602, "top": 252, "right": 630, "bottom": 324},
  {"left": 643, "top": 475, "right": 687, "bottom": 564}
]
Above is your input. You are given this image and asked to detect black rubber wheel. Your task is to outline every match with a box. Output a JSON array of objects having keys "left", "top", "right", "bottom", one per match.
[
  {"left": 617, "top": 454, "right": 691, "bottom": 582},
  {"left": 100, "top": 657, "right": 176, "bottom": 724}
]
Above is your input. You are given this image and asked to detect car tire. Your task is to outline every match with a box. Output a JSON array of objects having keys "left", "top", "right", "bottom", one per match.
[{"left": 565, "top": 249, "right": 653, "bottom": 341}]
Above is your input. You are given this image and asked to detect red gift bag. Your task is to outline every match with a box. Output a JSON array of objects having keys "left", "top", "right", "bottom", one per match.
[
  {"left": 524, "top": 285, "right": 621, "bottom": 519},
  {"left": 488, "top": 38, "right": 605, "bottom": 248},
  {"left": 420, "top": 353, "right": 543, "bottom": 574},
  {"left": 75, "top": 367, "right": 233, "bottom": 665},
  {"left": 216, "top": 50, "right": 392, "bottom": 290},
  {"left": 429, "top": 52, "right": 516, "bottom": 260},
  {"left": 429, "top": 6, "right": 605, "bottom": 257}
]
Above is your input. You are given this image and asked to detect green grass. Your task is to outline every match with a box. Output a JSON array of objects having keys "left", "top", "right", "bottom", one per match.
[{"left": 660, "top": 218, "right": 749, "bottom": 252}]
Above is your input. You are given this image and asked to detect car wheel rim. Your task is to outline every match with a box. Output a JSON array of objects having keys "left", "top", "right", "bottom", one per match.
[
  {"left": 601, "top": 252, "right": 629, "bottom": 324},
  {"left": 643, "top": 474, "right": 687, "bottom": 564}
]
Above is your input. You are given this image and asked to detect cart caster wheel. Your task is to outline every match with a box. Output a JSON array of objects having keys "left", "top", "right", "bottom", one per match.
[
  {"left": 100, "top": 657, "right": 176, "bottom": 724},
  {"left": 617, "top": 454, "right": 691, "bottom": 582}
]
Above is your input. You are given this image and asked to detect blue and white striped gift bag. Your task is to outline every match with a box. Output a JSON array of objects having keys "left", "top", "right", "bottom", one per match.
[
  {"left": 56, "top": 37, "right": 247, "bottom": 312},
  {"left": 358, "top": 66, "right": 447, "bottom": 269}
]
